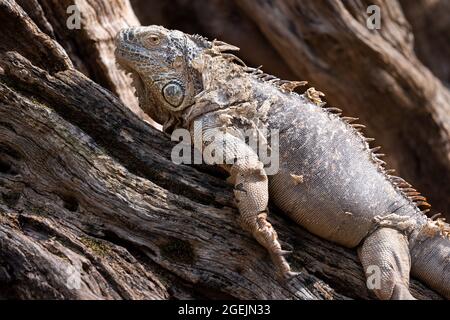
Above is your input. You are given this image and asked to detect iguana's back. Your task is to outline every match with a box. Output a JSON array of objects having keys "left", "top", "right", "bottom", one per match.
[{"left": 264, "top": 87, "right": 423, "bottom": 247}]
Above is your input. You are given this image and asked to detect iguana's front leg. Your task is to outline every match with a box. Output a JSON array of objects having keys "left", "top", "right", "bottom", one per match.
[
  {"left": 232, "top": 155, "right": 295, "bottom": 278},
  {"left": 200, "top": 130, "right": 295, "bottom": 278}
]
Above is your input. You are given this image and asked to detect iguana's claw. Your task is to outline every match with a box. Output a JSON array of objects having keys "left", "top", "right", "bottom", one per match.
[
  {"left": 285, "top": 271, "right": 301, "bottom": 279},
  {"left": 277, "top": 249, "right": 293, "bottom": 256},
  {"left": 277, "top": 270, "right": 301, "bottom": 281}
]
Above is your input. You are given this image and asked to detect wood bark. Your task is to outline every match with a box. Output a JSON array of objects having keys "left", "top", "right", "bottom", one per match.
[
  {"left": 131, "top": 0, "right": 450, "bottom": 219},
  {"left": 0, "top": 0, "right": 445, "bottom": 299},
  {"left": 399, "top": 0, "right": 450, "bottom": 87},
  {"left": 16, "top": 0, "right": 155, "bottom": 124}
]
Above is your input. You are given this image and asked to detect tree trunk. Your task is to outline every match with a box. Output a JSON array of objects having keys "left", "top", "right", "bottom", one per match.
[
  {"left": 399, "top": 0, "right": 450, "bottom": 87},
  {"left": 0, "top": 0, "right": 445, "bottom": 299},
  {"left": 15, "top": 0, "right": 156, "bottom": 125}
]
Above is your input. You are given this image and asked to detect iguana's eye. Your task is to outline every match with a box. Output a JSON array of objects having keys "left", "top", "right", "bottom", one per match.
[
  {"left": 144, "top": 34, "right": 161, "bottom": 46},
  {"left": 162, "top": 82, "right": 184, "bottom": 107}
]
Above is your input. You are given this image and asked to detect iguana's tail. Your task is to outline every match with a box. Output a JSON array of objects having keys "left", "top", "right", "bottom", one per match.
[{"left": 410, "top": 220, "right": 450, "bottom": 299}]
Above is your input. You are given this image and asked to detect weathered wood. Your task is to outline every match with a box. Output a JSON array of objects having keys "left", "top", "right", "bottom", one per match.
[
  {"left": 400, "top": 0, "right": 450, "bottom": 87},
  {"left": 0, "top": 0, "right": 444, "bottom": 300},
  {"left": 15, "top": 0, "right": 156, "bottom": 124},
  {"left": 0, "top": 0, "right": 72, "bottom": 73},
  {"left": 129, "top": 0, "right": 296, "bottom": 80}
]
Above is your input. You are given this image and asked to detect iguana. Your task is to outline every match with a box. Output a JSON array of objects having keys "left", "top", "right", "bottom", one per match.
[{"left": 115, "top": 25, "right": 450, "bottom": 300}]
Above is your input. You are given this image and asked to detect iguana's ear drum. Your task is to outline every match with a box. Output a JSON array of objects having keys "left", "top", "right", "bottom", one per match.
[{"left": 162, "top": 81, "right": 185, "bottom": 111}]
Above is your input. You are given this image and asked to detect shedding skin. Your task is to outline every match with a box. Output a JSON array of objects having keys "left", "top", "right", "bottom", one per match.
[{"left": 115, "top": 25, "right": 450, "bottom": 299}]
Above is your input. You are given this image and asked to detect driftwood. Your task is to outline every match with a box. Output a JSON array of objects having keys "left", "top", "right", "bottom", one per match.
[{"left": 0, "top": 0, "right": 445, "bottom": 299}]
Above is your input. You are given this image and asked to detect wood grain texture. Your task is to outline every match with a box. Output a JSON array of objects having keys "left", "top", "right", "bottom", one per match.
[
  {"left": 129, "top": 0, "right": 297, "bottom": 80},
  {"left": 16, "top": 0, "right": 156, "bottom": 125},
  {"left": 0, "top": 0, "right": 445, "bottom": 299},
  {"left": 399, "top": 0, "right": 450, "bottom": 87}
]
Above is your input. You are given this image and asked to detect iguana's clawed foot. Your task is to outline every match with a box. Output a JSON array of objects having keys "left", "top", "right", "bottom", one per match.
[
  {"left": 271, "top": 252, "right": 301, "bottom": 281},
  {"left": 239, "top": 213, "right": 299, "bottom": 280},
  {"left": 270, "top": 254, "right": 301, "bottom": 281},
  {"left": 277, "top": 249, "right": 293, "bottom": 256}
]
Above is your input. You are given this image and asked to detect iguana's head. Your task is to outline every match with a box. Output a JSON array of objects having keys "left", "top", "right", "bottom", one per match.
[{"left": 115, "top": 25, "right": 209, "bottom": 128}]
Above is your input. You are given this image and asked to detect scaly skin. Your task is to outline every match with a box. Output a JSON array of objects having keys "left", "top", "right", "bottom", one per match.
[{"left": 115, "top": 25, "right": 450, "bottom": 300}]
